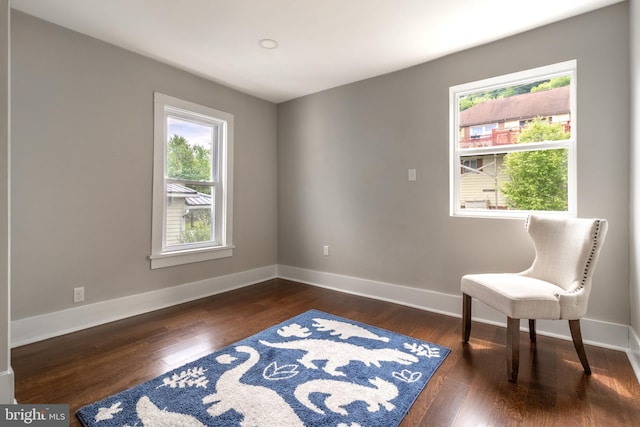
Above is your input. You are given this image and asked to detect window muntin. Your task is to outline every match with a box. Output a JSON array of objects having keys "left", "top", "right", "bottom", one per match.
[
  {"left": 151, "top": 93, "right": 233, "bottom": 268},
  {"left": 450, "top": 61, "right": 576, "bottom": 218}
]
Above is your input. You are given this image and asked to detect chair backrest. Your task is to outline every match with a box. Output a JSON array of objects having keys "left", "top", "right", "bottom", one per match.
[{"left": 523, "top": 215, "right": 608, "bottom": 293}]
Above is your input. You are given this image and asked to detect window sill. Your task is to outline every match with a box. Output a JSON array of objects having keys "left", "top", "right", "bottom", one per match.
[
  {"left": 149, "top": 245, "right": 234, "bottom": 269},
  {"left": 451, "top": 209, "right": 573, "bottom": 220}
]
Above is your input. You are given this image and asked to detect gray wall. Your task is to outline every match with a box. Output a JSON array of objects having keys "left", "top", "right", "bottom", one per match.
[
  {"left": 8, "top": 3, "right": 633, "bottom": 331},
  {"left": 631, "top": 0, "right": 640, "bottom": 335},
  {"left": 278, "top": 3, "right": 630, "bottom": 324},
  {"left": 0, "top": 0, "right": 11, "bottom": 403},
  {"left": 10, "top": 11, "right": 278, "bottom": 320}
]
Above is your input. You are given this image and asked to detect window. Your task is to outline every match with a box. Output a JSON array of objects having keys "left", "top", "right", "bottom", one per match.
[
  {"left": 150, "top": 93, "right": 233, "bottom": 268},
  {"left": 461, "top": 158, "right": 482, "bottom": 174},
  {"left": 450, "top": 60, "right": 576, "bottom": 218},
  {"left": 470, "top": 124, "right": 497, "bottom": 138}
]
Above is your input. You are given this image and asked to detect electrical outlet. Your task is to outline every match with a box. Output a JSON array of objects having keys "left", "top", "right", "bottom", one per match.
[
  {"left": 323, "top": 245, "right": 330, "bottom": 256},
  {"left": 73, "top": 286, "right": 85, "bottom": 303}
]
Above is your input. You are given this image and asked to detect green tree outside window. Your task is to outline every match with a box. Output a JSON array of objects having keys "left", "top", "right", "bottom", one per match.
[
  {"left": 500, "top": 118, "right": 569, "bottom": 211},
  {"left": 167, "top": 134, "right": 214, "bottom": 243}
]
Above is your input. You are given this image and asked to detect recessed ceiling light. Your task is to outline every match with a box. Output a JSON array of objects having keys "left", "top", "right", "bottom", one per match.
[{"left": 258, "top": 39, "right": 279, "bottom": 49}]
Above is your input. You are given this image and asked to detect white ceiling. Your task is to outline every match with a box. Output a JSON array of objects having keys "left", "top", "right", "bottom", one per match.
[{"left": 11, "top": 0, "right": 624, "bottom": 103}]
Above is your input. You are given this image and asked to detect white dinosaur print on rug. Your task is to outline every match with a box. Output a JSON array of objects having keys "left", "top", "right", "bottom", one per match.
[
  {"left": 259, "top": 338, "right": 418, "bottom": 376},
  {"left": 76, "top": 309, "right": 450, "bottom": 427},
  {"left": 295, "top": 377, "right": 398, "bottom": 415},
  {"left": 311, "top": 318, "right": 390, "bottom": 342},
  {"left": 136, "top": 396, "right": 206, "bottom": 427},
  {"left": 202, "top": 346, "right": 304, "bottom": 427}
]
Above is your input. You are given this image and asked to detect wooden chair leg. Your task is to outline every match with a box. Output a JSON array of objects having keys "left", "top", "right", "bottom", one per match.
[
  {"left": 462, "top": 293, "right": 472, "bottom": 343},
  {"left": 569, "top": 319, "right": 591, "bottom": 375},
  {"left": 529, "top": 319, "right": 536, "bottom": 343},
  {"left": 507, "top": 317, "right": 520, "bottom": 382}
]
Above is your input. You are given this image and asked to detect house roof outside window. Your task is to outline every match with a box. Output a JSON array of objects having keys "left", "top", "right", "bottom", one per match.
[
  {"left": 460, "top": 86, "right": 570, "bottom": 127},
  {"left": 166, "top": 183, "right": 211, "bottom": 207}
]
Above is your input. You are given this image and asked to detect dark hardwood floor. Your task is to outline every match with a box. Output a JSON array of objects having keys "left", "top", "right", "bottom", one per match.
[{"left": 11, "top": 278, "right": 640, "bottom": 426}]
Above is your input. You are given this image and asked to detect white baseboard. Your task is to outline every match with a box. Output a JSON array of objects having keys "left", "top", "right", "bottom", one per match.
[
  {"left": 629, "top": 327, "right": 640, "bottom": 381},
  {"left": 277, "top": 265, "right": 631, "bottom": 351},
  {"left": 0, "top": 367, "right": 14, "bottom": 404},
  {"left": 9, "top": 262, "right": 632, "bottom": 354},
  {"left": 7, "top": 263, "right": 639, "bottom": 384},
  {"left": 11, "top": 265, "right": 277, "bottom": 348}
]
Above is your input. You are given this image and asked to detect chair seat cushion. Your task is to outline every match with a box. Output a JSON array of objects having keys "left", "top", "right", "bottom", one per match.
[{"left": 461, "top": 273, "right": 563, "bottom": 319}]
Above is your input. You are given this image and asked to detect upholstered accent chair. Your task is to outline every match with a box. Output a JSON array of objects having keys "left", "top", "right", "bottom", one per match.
[{"left": 461, "top": 215, "right": 608, "bottom": 382}]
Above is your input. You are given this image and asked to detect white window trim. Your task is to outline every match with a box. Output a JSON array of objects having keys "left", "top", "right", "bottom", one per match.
[
  {"left": 449, "top": 60, "right": 577, "bottom": 219},
  {"left": 150, "top": 93, "right": 234, "bottom": 269}
]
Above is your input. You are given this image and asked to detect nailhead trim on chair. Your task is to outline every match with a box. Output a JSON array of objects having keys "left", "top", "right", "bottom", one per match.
[
  {"left": 526, "top": 216, "right": 603, "bottom": 295},
  {"left": 569, "top": 219, "right": 602, "bottom": 295}
]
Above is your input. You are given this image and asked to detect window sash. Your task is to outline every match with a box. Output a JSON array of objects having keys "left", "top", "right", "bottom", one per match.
[
  {"left": 162, "top": 180, "right": 218, "bottom": 252},
  {"left": 165, "top": 113, "right": 220, "bottom": 183}
]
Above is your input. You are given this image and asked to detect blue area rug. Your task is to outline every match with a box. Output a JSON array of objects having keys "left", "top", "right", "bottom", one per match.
[{"left": 77, "top": 309, "right": 450, "bottom": 426}]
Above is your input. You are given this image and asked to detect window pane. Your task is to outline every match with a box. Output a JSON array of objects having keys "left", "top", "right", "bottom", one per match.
[
  {"left": 458, "top": 148, "right": 568, "bottom": 212},
  {"left": 458, "top": 77, "right": 571, "bottom": 150},
  {"left": 165, "top": 183, "right": 213, "bottom": 247},
  {"left": 166, "top": 117, "right": 213, "bottom": 181},
  {"left": 500, "top": 148, "right": 568, "bottom": 211},
  {"left": 459, "top": 153, "right": 505, "bottom": 210}
]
